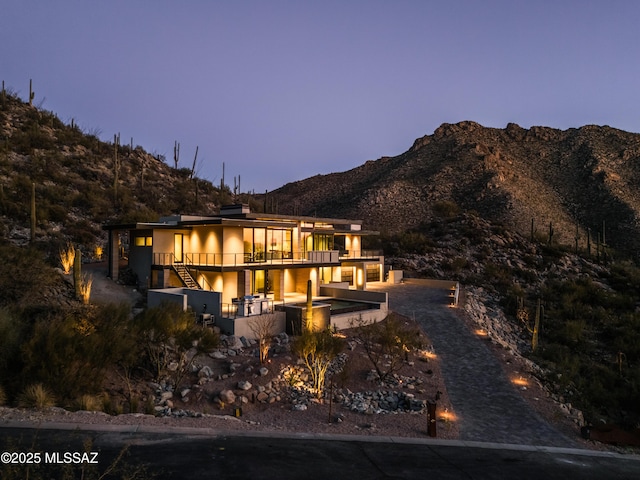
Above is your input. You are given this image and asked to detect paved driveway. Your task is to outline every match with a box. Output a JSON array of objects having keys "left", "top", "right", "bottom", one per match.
[{"left": 377, "top": 281, "right": 578, "bottom": 447}]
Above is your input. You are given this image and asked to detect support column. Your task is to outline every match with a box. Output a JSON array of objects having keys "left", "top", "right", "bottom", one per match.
[
  {"left": 107, "top": 229, "right": 120, "bottom": 280},
  {"left": 273, "top": 270, "right": 285, "bottom": 301},
  {"left": 158, "top": 267, "right": 171, "bottom": 288},
  {"left": 310, "top": 267, "right": 320, "bottom": 296},
  {"left": 237, "top": 270, "right": 251, "bottom": 298},
  {"left": 356, "top": 263, "right": 367, "bottom": 291}
]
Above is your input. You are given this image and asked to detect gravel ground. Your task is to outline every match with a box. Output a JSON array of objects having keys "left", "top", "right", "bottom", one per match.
[{"left": 0, "top": 318, "right": 458, "bottom": 440}]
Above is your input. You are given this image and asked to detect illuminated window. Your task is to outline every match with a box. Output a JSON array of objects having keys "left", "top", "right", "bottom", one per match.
[
  {"left": 244, "top": 228, "right": 292, "bottom": 261},
  {"left": 135, "top": 236, "right": 152, "bottom": 247}
]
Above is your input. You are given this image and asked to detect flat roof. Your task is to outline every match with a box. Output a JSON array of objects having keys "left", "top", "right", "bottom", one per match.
[{"left": 104, "top": 211, "right": 368, "bottom": 231}]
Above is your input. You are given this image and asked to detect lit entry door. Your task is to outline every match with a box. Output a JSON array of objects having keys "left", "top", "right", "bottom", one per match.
[{"left": 174, "top": 233, "right": 183, "bottom": 263}]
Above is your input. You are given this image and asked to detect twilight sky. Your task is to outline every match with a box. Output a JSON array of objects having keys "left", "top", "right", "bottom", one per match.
[{"left": 2, "top": 1, "right": 639, "bottom": 192}]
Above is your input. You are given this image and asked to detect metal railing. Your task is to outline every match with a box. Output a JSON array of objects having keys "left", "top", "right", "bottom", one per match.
[
  {"left": 221, "top": 297, "right": 274, "bottom": 319},
  {"left": 338, "top": 249, "right": 383, "bottom": 259},
  {"left": 153, "top": 250, "right": 343, "bottom": 268}
]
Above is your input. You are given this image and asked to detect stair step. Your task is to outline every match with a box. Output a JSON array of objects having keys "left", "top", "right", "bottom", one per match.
[{"left": 172, "top": 264, "right": 202, "bottom": 290}]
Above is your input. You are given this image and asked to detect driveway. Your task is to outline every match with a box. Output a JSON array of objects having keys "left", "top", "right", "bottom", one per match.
[
  {"left": 377, "top": 280, "right": 578, "bottom": 447},
  {"left": 83, "top": 262, "right": 143, "bottom": 306}
]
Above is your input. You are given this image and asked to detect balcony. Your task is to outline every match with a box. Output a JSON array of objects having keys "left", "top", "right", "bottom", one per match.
[
  {"left": 339, "top": 249, "right": 383, "bottom": 260},
  {"left": 153, "top": 250, "right": 342, "bottom": 268}
]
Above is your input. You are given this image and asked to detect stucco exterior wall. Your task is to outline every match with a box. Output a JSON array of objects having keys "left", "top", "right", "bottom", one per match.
[
  {"left": 216, "top": 311, "right": 286, "bottom": 339},
  {"left": 222, "top": 226, "right": 243, "bottom": 264}
]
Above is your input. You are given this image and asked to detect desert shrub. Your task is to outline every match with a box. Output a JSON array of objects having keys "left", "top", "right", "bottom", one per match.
[
  {"left": 0, "top": 244, "right": 58, "bottom": 308},
  {"left": 134, "top": 303, "right": 219, "bottom": 386},
  {"left": 20, "top": 304, "right": 134, "bottom": 402},
  {"left": 380, "top": 231, "right": 435, "bottom": 255},
  {"left": 66, "top": 219, "right": 102, "bottom": 246},
  {"left": 170, "top": 322, "right": 219, "bottom": 388},
  {"left": 352, "top": 314, "right": 423, "bottom": 382},
  {"left": 18, "top": 383, "right": 56, "bottom": 409},
  {"left": 0, "top": 307, "right": 29, "bottom": 400},
  {"left": 73, "top": 394, "right": 102, "bottom": 412},
  {"left": 432, "top": 200, "right": 460, "bottom": 219},
  {"left": 445, "top": 256, "right": 468, "bottom": 273},
  {"left": 0, "top": 385, "right": 6, "bottom": 406},
  {"left": 291, "top": 328, "right": 344, "bottom": 398},
  {"left": 482, "top": 262, "right": 513, "bottom": 291},
  {"left": 249, "top": 314, "right": 279, "bottom": 364}
]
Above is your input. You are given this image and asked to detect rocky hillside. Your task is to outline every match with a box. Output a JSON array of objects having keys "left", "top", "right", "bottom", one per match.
[
  {"left": 388, "top": 211, "right": 640, "bottom": 428},
  {"left": 269, "top": 121, "right": 640, "bottom": 257},
  {"left": 0, "top": 91, "right": 254, "bottom": 256}
]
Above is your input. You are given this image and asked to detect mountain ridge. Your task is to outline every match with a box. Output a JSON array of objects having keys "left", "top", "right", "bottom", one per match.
[{"left": 270, "top": 120, "right": 640, "bottom": 256}]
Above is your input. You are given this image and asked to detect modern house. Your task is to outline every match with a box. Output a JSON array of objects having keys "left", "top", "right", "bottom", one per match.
[{"left": 103, "top": 204, "right": 388, "bottom": 335}]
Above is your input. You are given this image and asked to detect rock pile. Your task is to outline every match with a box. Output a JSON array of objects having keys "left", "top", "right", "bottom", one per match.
[{"left": 338, "top": 389, "right": 427, "bottom": 415}]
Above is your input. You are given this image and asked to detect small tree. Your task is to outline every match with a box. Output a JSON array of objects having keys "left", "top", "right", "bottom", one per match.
[
  {"left": 291, "top": 328, "right": 344, "bottom": 399},
  {"left": 249, "top": 313, "right": 279, "bottom": 364},
  {"left": 352, "top": 314, "right": 422, "bottom": 382}
]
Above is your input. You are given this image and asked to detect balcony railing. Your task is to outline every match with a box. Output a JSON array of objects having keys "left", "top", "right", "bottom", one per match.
[
  {"left": 339, "top": 249, "right": 383, "bottom": 259},
  {"left": 153, "top": 250, "right": 343, "bottom": 268}
]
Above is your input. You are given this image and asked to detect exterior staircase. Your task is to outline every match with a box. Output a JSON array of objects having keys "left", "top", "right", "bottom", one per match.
[{"left": 173, "top": 263, "right": 201, "bottom": 289}]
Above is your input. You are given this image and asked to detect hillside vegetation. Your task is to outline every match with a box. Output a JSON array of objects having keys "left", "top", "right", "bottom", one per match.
[{"left": 0, "top": 89, "right": 258, "bottom": 259}]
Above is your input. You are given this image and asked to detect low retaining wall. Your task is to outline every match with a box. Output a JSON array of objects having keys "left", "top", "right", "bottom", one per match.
[
  {"left": 330, "top": 306, "right": 388, "bottom": 330},
  {"left": 319, "top": 285, "right": 388, "bottom": 305},
  {"left": 217, "top": 311, "right": 287, "bottom": 339},
  {"left": 148, "top": 288, "right": 222, "bottom": 318}
]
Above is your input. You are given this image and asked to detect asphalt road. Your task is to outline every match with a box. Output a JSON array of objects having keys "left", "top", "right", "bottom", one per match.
[{"left": 1, "top": 426, "right": 639, "bottom": 479}]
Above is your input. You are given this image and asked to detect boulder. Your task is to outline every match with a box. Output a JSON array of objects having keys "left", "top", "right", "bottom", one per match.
[
  {"left": 219, "top": 389, "right": 236, "bottom": 404},
  {"left": 237, "top": 380, "right": 252, "bottom": 391}
]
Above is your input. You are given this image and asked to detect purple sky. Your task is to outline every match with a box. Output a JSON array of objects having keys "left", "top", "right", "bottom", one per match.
[{"left": 2, "top": 1, "right": 639, "bottom": 192}]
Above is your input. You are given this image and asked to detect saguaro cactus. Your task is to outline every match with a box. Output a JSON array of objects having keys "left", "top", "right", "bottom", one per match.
[
  {"left": 30, "top": 182, "right": 36, "bottom": 243},
  {"left": 305, "top": 279, "right": 313, "bottom": 332},
  {"left": 113, "top": 133, "right": 120, "bottom": 205},
  {"left": 173, "top": 141, "right": 180, "bottom": 169},
  {"left": 532, "top": 298, "right": 541, "bottom": 352},
  {"left": 29, "top": 79, "right": 34, "bottom": 106},
  {"left": 74, "top": 249, "right": 82, "bottom": 300},
  {"left": 530, "top": 218, "right": 535, "bottom": 242}
]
